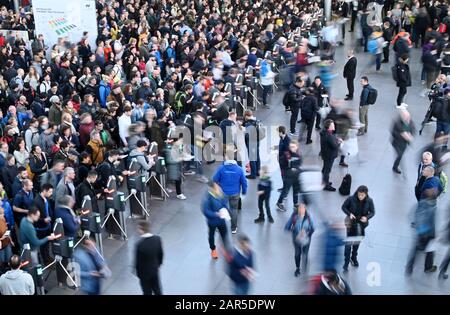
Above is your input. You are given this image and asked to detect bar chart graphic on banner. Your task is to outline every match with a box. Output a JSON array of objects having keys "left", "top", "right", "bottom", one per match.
[{"left": 48, "top": 18, "right": 77, "bottom": 36}]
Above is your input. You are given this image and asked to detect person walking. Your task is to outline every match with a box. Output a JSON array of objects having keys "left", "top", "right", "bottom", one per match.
[
  {"left": 254, "top": 166, "right": 273, "bottom": 224},
  {"left": 135, "top": 220, "right": 164, "bottom": 295},
  {"left": 343, "top": 50, "right": 357, "bottom": 101},
  {"left": 391, "top": 108, "right": 415, "bottom": 174},
  {"left": 285, "top": 203, "right": 315, "bottom": 277},
  {"left": 394, "top": 54, "right": 412, "bottom": 107},
  {"left": 320, "top": 119, "right": 343, "bottom": 192},
  {"left": 439, "top": 216, "right": 450, "bottom": 280},
  {"left": 212, "top": 145, "right": 248, "bottom": 234},
  {"left": 276, "top": 140, "right": 302, "bottom": 211},
  {"left": 227, "top": 234, "right": 255, "bottom": 295},
  {"left": 202, "top": 182, "right": 230, "bottom": 259},
  {"left": 357, "top": 76, "right": 371, "bottom": 136},
  {"left": 341, "top": 185, "right": 375, "bottom": 272}
]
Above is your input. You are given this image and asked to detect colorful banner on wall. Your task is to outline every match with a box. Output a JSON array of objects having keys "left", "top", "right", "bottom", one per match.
[{"left": 32, "top": 0, "right": 98, "bottom": 48}]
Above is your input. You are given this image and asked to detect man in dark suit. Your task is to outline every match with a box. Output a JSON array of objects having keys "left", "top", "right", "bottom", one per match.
[
  {"left": 75, "top": 171, "right": 101, "bottom": 213},
  {"left": 320, "top": 119, "right": 343, "bottom": 192},
  {"left": 135, "top": 220, "right": 164, "bottom": 295},
  {"left": 343, "top": 50, "right": 357, "bottom": 100},
  {"left": 33, "top": 183, "right": 54, "bottom": 264}
]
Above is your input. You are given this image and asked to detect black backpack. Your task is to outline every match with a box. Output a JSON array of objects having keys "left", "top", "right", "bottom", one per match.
[
  {"left": 391, "top": 65, "right": 398, "bottom": 82},
  {"left": 339, "top": 174, "right": 352, "bottom": 196},
  {"left": 282, "top": 91, "right": 290, "bottom": 107},
  {"left": 367, "top": 87, "right": 378, "bottom": 105}
]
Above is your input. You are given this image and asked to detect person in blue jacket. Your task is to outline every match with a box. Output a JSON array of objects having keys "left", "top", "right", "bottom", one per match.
[
  {"left": 285, "top": 203, "right": 315, "bottom": 277},
  {"left": 3, "top": 105, "right": 29, "bottom": 130},
  {"left": 202, "top": 181, "right": 230, "bottom": 260},
  {"left": 212, "top": 146, "right": 248, "bottom": 234},
  {"left": 228, "top": 234, "right": 255, "bottom": 295},
  {"left": 98, "top": 79, "right": 111, "bottom": 109},
  {"left": 54, "top": 195, "right": 80, "bottom": 238},
  {"left": 73, "top": 238, "right": 109, "bottom": 295}
]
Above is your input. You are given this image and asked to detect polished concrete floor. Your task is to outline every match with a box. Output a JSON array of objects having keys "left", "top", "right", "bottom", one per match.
[{"left": 49, "top": 33, "right": 450, "bottom": 295}]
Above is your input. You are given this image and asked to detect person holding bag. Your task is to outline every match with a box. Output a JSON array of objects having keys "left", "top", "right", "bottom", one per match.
[
  {"left": 341, "top": 185, "right": 375, "bottom": 272},
  {"left": 285, "top": 203, "right": 315, "bottom": 277}
]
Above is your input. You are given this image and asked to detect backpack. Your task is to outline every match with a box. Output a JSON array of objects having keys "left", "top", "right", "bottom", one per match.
[
  {"left": 282, "top": 91, "right": 290, "bottom": 107},
  {"left": 367, "top": 39, "right": 378, "bottom": 55},
  {"left": 366, "top": 87, "right": 378, "bottom": 105},
  {"left": 391, "top": 65, "right": 398, "bottom": 82},
  {"left": 339, "top": 173, "right": 352, "bottom": 196}
]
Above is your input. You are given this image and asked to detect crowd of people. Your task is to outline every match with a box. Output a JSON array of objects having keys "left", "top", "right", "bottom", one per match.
[{"left": 0, "top": 0, "right": 449, "bottom": 296}]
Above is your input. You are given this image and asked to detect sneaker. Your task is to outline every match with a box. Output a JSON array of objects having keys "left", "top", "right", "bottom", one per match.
[
  {"left": 294, "top": 269, "right": 300, "bottom": 277},
  {"left": 268, "top": 216, "right": 274, "bottom": 223},
  {"left": 350, "top": 257, "right": 359, "bottom": 267},
  {"left": 231, "top": 228, "right": 238, "bottom": 234},
  {"left": 183, "top": 170, "right": 196, "bottom": 176},
  {"left": 277, "top": 188, "right": 283, "bottom": 192},
  {"left": 276, "top": 203, "right": 286, "bottom": 212},
  {"left": 211, "top": 249, "right": 218, "bottom": 259},
  {"left": 254, "top": 217, "right": 265, "bottom": 223},
  {"left": 424, "top": 266, "right": 438, "bottom": 273},
  {"left": 339, "top": 162, "right": 348, "bottom": 167},
  {"left": 177, "top": 194, "right": 187, "bottom": 200},
  {"left": 439, "top": 271, "right": 448, "bottom": 280},
  {"left": 392, "top": 167, "right": 402, "bottom": 174},
  {"left": 344, "top": 96, "right": 353, "bottom": 100},
  {"left": 324, "top": 185, "right": 336, "bottom": 192}
]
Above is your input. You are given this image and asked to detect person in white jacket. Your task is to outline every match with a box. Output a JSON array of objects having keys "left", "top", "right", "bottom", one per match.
[
  {"left": 260, "top": 60, "right": 276, "bottom": 108},
  {"left": 118, "top": 104, "right": 133, "bottom": 146},
  {"left": 0, "top": 255, "right": 35, "bottom": 295}
]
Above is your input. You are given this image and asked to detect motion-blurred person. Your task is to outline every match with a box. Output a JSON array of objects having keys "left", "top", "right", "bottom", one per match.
[
  {"left": 135, "top": 220, "right": 164, "bottom": 295},
  {"left": 285, "top": 203, "right": 315, "bottom": 277},
  {"left": 254, "top": 166, "right": 273, "bottom": 224},
  {"left": 391, "top": 108, "right": 415, "bottom": 174},
  {"left": 202, "top": 181, "right": 230, "bottom": 259},
  {"left": 228, "top": 234, "right": 255, "bottom": 295},
  {"left": 212, "top": 145, "right": 248, "bottom": 234},
  {"left": 342, "top": 185, "right": 375, "bottom": 272},
  {"left": 310, "top": 270, "right": 352, "bottom": 295},
  {"left": 439, "top": 214, "right": 450, "bottom": 280},
  {"left": 320, "top": 119, "right": 343, "bottom": 192},
  {"left": 73, "top": 238, "right": 110, "bottom": 295},
  {"left": 276, "top": 140, "right": 302, "bottom": 212},
  {"left": 343, "top": 49, "right": 357, "bottom": 101},
  {"left": 0, "top": 255, "right": 34, "bottom": 295}
]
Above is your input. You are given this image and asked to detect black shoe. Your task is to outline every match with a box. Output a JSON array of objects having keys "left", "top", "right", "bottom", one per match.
[
  {"left": 324, "top": 185, "right": 336, "bottom": 192},
  {"left": 344, "top": 96, "right": 353, "bottom": 100},
  {"left": 268, "top": 216, "right": 274, "bottom": 223},
  {"left": 315, "top": 126, "right": 321, "bottom": 130},
  {"left": 424, "top": 266, "right": 437, "bottom": 273},
  {"left": 405, "top": 267, "right": 413, "bottom": 276},
  {"left": 277, "top": 188, "right": 283, "bottom": 192},
  {"left": 339, "top": 162, "right": 348, "bottom": 167},
  {"left": 439, "top": 271, "right": 448, "bottom": 280},
  {"left": 246, "top": 175, "right": 256, "bottom": 179},
  {"left": 207, "top": 160, "right": 216, "bottom": 165},
  {"left": 254, "top": 217, "right": 265, "bottom": 223},
  {"left": 343, "top": 263, "right": 349, "bottom": 272},
  {"left": 285, "top": 107, "right": 291, "bottom": 112},
  {"left": 306, "top": 139, "right": 313, "bottom": 144},
  {"left": 350, "top": 257, "right": 359, "bottom": 267},
  {"left": 294, "top": 269, "right": 300, "bottom": 277},
  {"left": 392, "top": 167, "right": 402, "bottom": 174},
  {"left": 381, "top": 59, "right": 389, "bottom": 63},
  {"left": 276, "top": 203, "right": 286, "bottom": 212}
]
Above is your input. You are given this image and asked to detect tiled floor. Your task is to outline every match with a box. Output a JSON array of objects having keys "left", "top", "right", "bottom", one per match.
[{"left": 49, "top": 33, "right": 450, "bottom": 295}]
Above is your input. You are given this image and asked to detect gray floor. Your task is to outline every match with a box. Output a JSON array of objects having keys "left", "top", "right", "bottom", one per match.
[{"left": 50, "top": 34, "right": 450, "bottom": 295}]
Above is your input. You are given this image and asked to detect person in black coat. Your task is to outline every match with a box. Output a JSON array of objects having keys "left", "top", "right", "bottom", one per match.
[
  {"left": 75, "top": 171, "right": 101, "bottom": 214},
  {"left": 395, "top": 54, "right": 412, "bottom": 106},
  {"left": 1, "top": 154, "right": 18, "bottom": 198},
  {"left": 341, "top": 185, "right": 375, "bottom": 271},
  {"left": 286, "top": 77, "right": 305, "bottom": 135},
  {"left": 32, "top": 183, "right": 54, "bottom": 264},
  {"left": 299, "top": 88, "right": 319, "bottom": 144},
  {"left": 320, "top": 119, "right": 342, "bottom": 192},
  {"left": 391, "top": 108, "right": 415, "bottom": 174},
  {"left": 343, "top": 50, "right": 357, "bottom": 100},
  {"left": 135, "top": 220, "right": 163, "bottom": 295},
  {"left": 382, "top": 20, "right": 394, "bottom": 63},
  {"left": 393, "top": 35, "right": 410, "bottom": 60},
  {"left": 311, "top": 76, "right": 327, "bottom": 129}
]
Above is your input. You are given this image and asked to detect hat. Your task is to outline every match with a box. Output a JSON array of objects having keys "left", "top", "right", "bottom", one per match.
[
  {"left": 142, "top": 77, "right": 150, "bottom": 84},
  {"left": 49, "top": 95, "right": 60, "bottom": 103}
]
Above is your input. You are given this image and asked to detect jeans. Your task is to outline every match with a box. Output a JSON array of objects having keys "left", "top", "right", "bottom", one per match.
[
  {"left": 258, "top": 193, "right": 271, "bottom": 218},
  {"left": 406, "top": 235, "right": 435, "bottom": 272},
  {"left": 393, "top": 143, "right": 407, "bottom": 171},
  {"left": 277, "top": 176, "right": 300, "bottom": 205},
  {"left": 435, "top": 121, "right": 450, "bottom": 139},
  {"left": 290, "top": 106, "right": 300, "bottom": 133},
  {"left": 0, "top": 245, "right": 12, "bottom": 264},
  {"left": 359, "top": 105, "right": 369, "bottom": 133},
  {"left": 227, "top": 194, "right": 241, "bottom": 230},
  {"left": 397, "top": 86, "right": 407, "bottom": 105},
  {"left": 233, "top": 281, "right": 250, "bottom": 295},
  {"left": 375, "top": 53, "right": 382, "bottom": 71},
  {"left": 322, "top": 157, "right": 335, "bottom": 185},
  {"left": 294, "top": 242, "right": 310, "bottom": 271},
  {"left": 208, "top": 223, "right": 229, "bottom": 251},
  {"left": 262, "top": 85, "right": 272, "bottom": 105}
]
